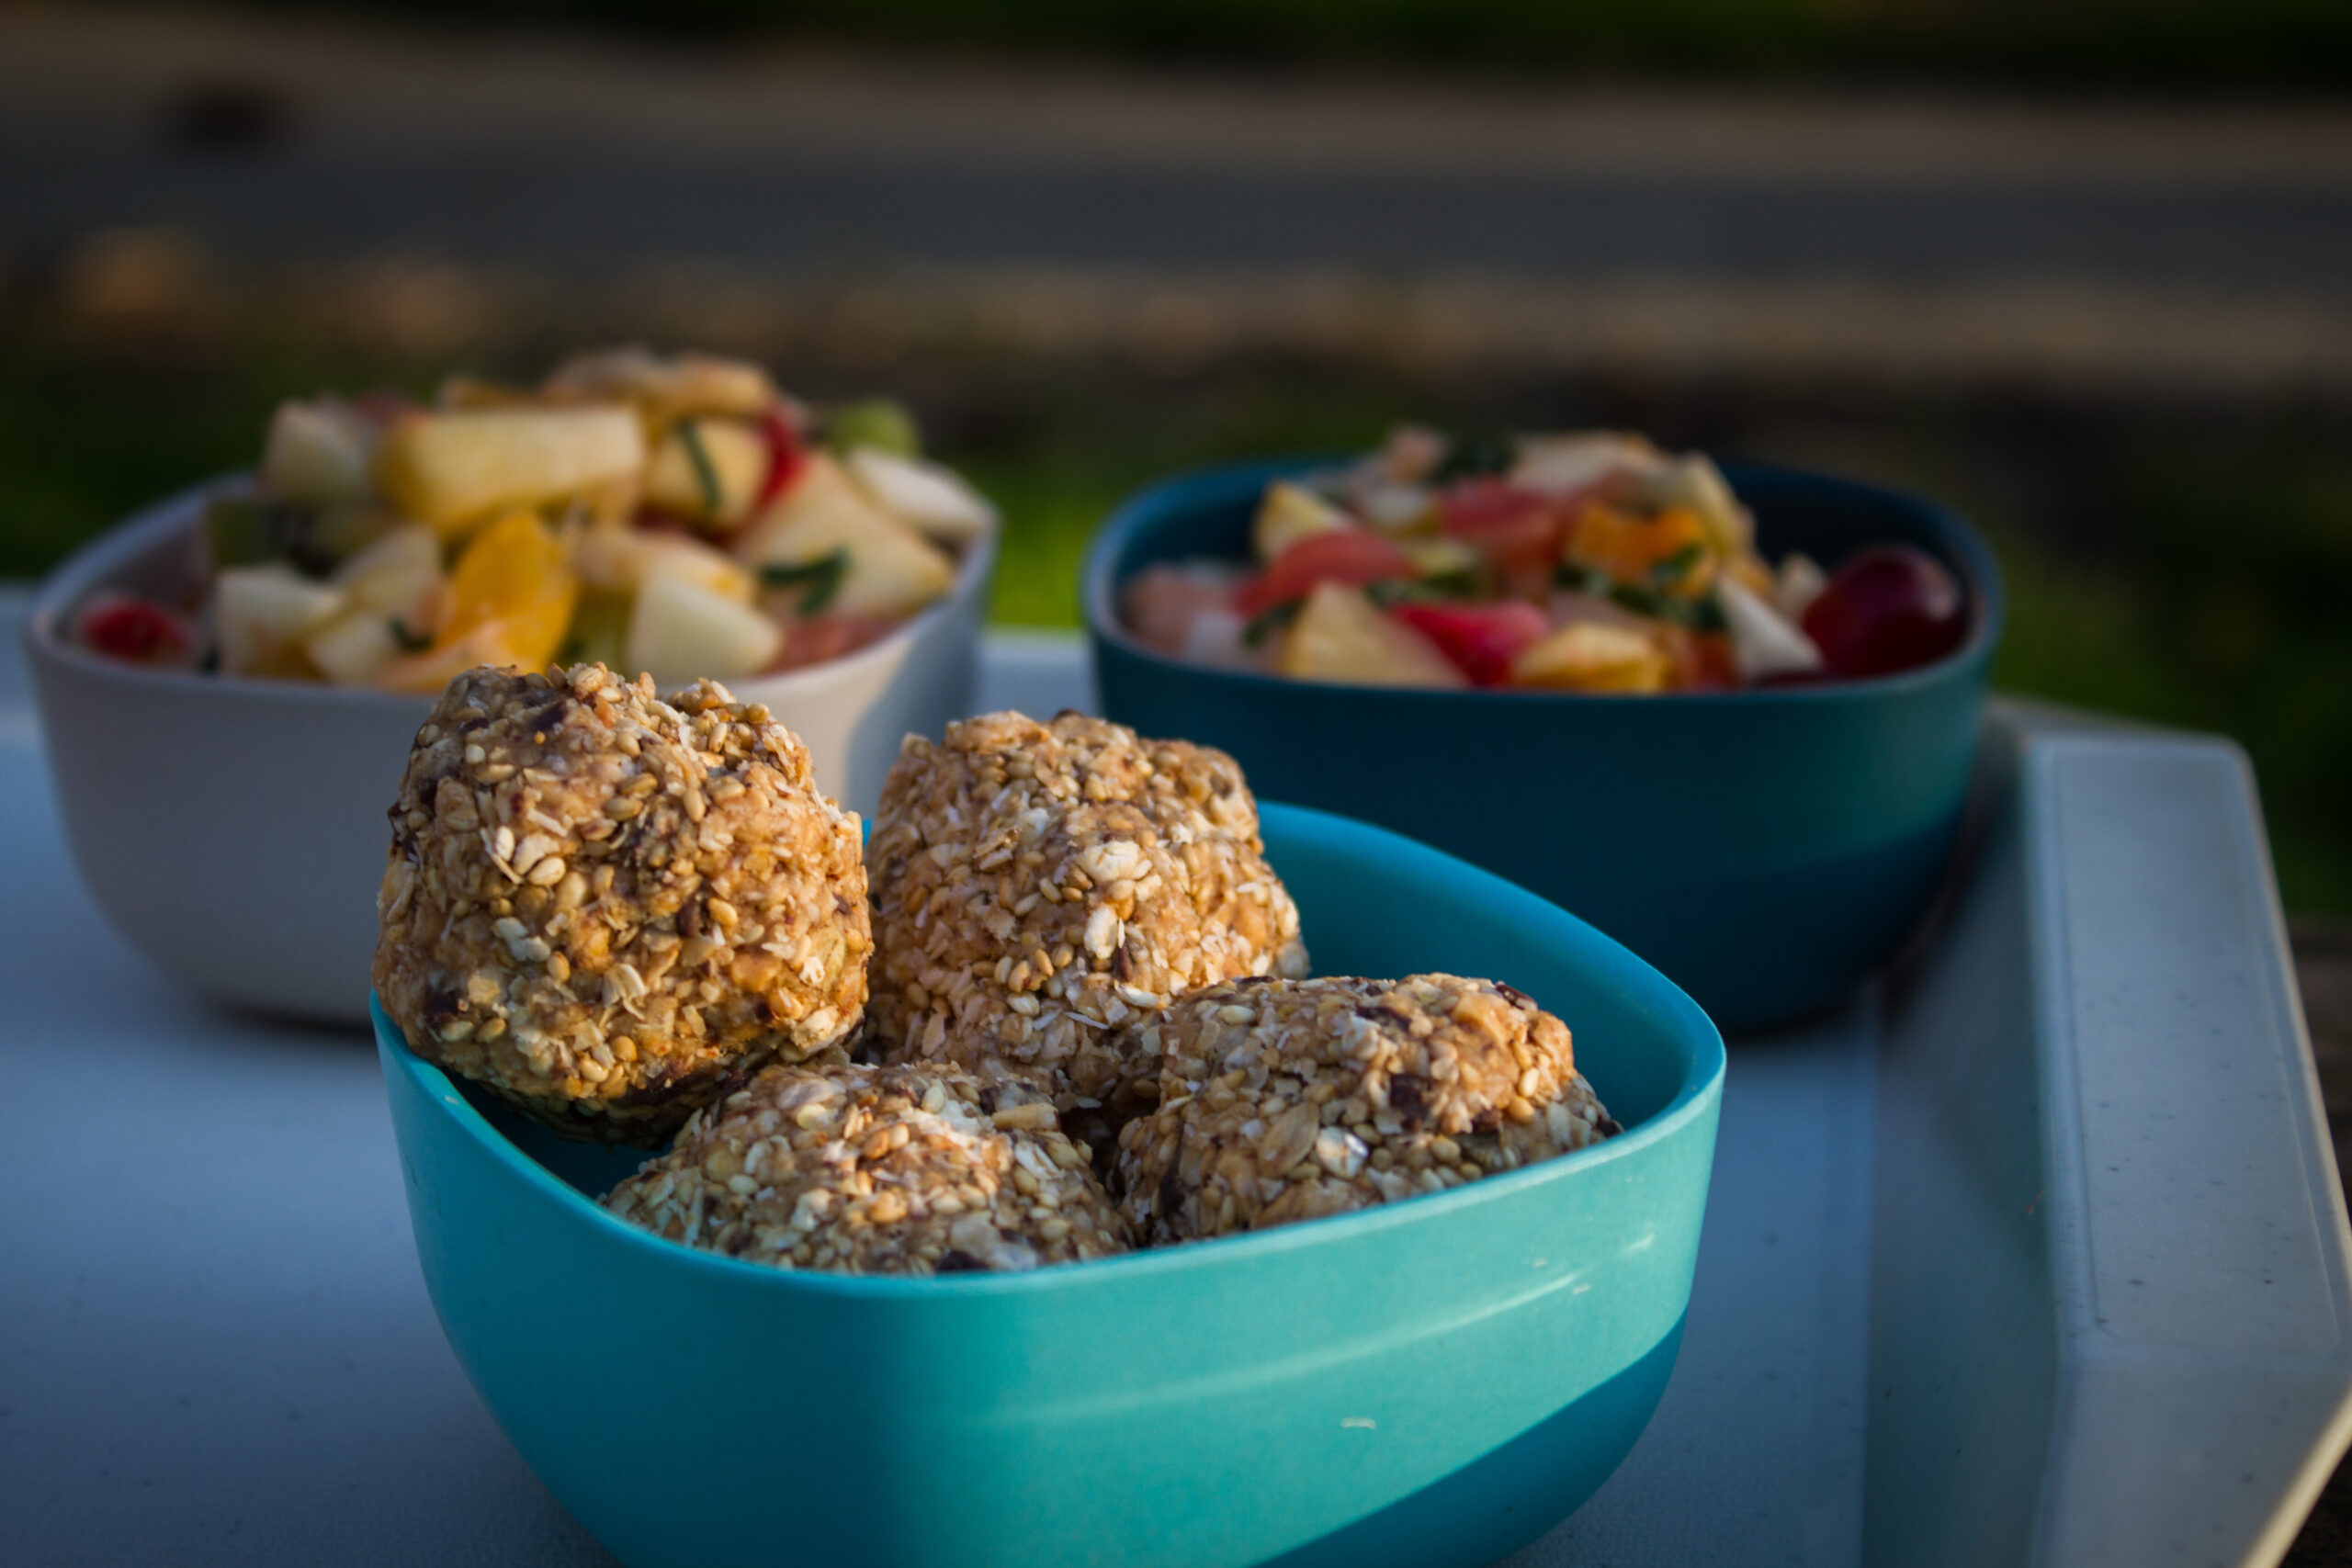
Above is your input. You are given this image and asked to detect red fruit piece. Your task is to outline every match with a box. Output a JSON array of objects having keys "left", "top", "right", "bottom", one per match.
[
  {"left": 75, "top": 593, "right": 194, "bottom": 667},
  {"left": 1234, "top": 529, "right": 1417, "bottom": 619},
  {"left": 755, "top": 406, "right": 808, "bottom": 512},
  {"left": 1439, "top": 480, "right": 1561, "bottom": 575},
  {"left": 1800, "top": 545, "right": 1967, "bottom": 677},
  {"left": 1392, "top": 602, "right": 1549, "bottom": 686}
]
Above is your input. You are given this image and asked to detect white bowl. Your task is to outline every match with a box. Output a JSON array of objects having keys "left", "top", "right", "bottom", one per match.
[{"left": 23, "top": 478, "right": 996, "bottom": 1023}]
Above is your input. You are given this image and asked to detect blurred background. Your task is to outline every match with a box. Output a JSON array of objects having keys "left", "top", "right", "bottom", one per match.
[{"left": 3, "top": 0, "right": 2349, "bottom": 1553}]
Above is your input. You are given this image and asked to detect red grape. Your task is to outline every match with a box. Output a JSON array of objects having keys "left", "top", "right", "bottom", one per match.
[{"left": 1800, "top": 546, "right": 1967, "bottom": 677}]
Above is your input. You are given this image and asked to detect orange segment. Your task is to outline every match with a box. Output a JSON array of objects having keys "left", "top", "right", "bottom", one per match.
[
  {"left": 1562, "top": 503, "right": 1714, "bottom": 592},
  {"left": 439, "top": 509, "right": 578, "bottom": 670}
]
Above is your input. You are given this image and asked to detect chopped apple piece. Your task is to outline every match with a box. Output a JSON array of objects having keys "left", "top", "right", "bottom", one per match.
[
  {"left": 261, "top": 399, "right": 379, "bottom": 506},
  {"left": 735, "top": 453, "right": 955, "bottom": 619},
  {"left": 1510, "top": 622, "right": 1673, "bottom": 693},
  {"left": 375, "top": 405, "right": 644, "bottom": 537},
  {"left": 214, "top": 567, "right": 345, "bottom": 677},
  {"left": 301, "top": 606, "right": 406, "bottom": 685},
  {"left": 1251, "top": 481, "right": 1351, "bottom": 562},
  {"left": 333, "top": 523, "right": 444, "bottom": 630},
  {"left": 572, "top": 526, "right": 753, "bottom": 604},
  {"left": 1717, "top": 576, "right": 1825, "bottom": 682},
  {"left": 541, "top": 348, "right": 776, "bottom": 423},
  {"left": 844, "top": 447, "right": 997, "bottom": 546},
  {"left": 1508, "top": 432, "right": 1662, "bottom": 498},
  {"left": 1278, "top": 583, "right": 1466, "bottom": 689},
  {"left": 626, "top": 573, "right": 784, "bottom": 686},
  {"left": 643, "top": 416, "right": 770, "bottom": 527}
]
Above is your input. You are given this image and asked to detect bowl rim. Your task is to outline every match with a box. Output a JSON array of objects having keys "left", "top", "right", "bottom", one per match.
[
  {"left": 1080, "top": 451, "right": 2006, "bottom": 705},
  {"left": 378, "top": 798, "right": 1727, "bottom": 1300},
  {"left": 23, "top": 471, "right": 1000, "bottom": 705}
]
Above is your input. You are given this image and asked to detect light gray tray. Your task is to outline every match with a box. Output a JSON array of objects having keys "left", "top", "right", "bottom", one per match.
[{"left": 2, "top": 626, "right": 2346, "bottom": 1566}]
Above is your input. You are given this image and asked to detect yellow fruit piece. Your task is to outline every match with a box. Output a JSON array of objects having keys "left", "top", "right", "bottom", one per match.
[
  {"left": 1511, "top": 622, "right": 1673, "bottom": 693},
  {"left": 642, "top": 416, "right": 771, "bottom": 527},
  {"left": 1562, "top": 503, "right": 1714, "bottom": 592},
  {"left": 440, "top": 510, "right": 579, "bottom": 671},
  {"left": 1279, "top": 582, "right": 1466, "bottom": 689},
  {"left": 375, "top": 405, "right": 645, "bottom": 538},
  {"left": 1251, "top": 481, "right": 1350, "bottom": 562}
]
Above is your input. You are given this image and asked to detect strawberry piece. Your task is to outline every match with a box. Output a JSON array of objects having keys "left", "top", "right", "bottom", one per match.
[
  {"left": 75, "top": 593, "right": 194, "bottom": 667},
  {"left": 1234, "top": 529, "right": 1417, "bottom": 619},
  {"left": 1391, "top": 601, "right": 1549, "bottom": 686}
]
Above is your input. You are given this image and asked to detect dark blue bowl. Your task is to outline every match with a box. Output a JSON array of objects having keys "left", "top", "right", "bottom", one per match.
[{"left": 1083, "top": 457, "right": 2003, "bottom": 1032}]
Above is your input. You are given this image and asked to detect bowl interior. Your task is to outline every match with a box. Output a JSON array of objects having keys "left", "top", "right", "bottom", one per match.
[
  {"left": 26, "top": 473, "right": 1000, "bottom": 705},
  {"left": 1083, "top": 454, "right": 2006, "bottom": 695},
  {"left": 386, "top": 798, "right": 1724, "bottom": 1269}
]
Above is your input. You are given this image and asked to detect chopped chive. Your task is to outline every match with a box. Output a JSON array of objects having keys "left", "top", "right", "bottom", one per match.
[
  {"left": 761, "top": 549, "right": 851, "bottom": 615},
  {"left": 677, "top": 420, "right": 723, "bottom": 518},
  {"left": 1651, "top": 543, "right": 1706, "bottom": 585}
]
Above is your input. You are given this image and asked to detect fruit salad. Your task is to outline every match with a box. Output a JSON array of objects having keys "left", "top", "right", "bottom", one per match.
[
  {"left": 74, "top": 348, "right": 995, "bottom": 693},
  {"left": 1120, "top": 428, "right": 1969, "bottom": 693}
]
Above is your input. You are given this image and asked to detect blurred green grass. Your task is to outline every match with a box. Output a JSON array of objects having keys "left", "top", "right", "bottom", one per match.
[{"left": 6, "top": 326, "right": 2347, "bottom": 915}]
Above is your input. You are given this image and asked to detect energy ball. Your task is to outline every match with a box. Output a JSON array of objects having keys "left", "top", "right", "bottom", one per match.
[
  {"left": 603, "top": 1061, "right": 1131, "bottom": 1274},
  {"left": 865, "top": 710, "right": 1308, "bottom": 1138},
  {"left": 1114, "top": 975, "right": 1620, "bottom": 1245},
  {"left": 374, "top": 663, "right": 868, "bottom": 1143}
]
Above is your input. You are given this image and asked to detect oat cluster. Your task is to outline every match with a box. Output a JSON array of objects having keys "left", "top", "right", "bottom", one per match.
[
  {"left": 603, "top": 1061, "right": 1130, "bottom": 1274},
  {"left": 374, "top": 664, "right": 869, "bottom": 1144},
  {"left": 1114, "top": 975, "right": 1621, "bottom": 1245},
  {"left": 864, "top": 712, "right": 1309, "bottom": 1144}
]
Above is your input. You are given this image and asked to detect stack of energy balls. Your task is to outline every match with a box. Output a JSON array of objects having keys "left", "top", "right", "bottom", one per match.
[{"left": 375, "top": 671, "right": 1619, "bottom": 1277}]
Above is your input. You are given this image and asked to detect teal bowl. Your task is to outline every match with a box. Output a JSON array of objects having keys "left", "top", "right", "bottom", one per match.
[
  {"left": 379, "top": 802, "right": 1724, "bottom": 1568},
  {"left": 1084, "top": 457, "right": 2003, "bottom": 1032}
]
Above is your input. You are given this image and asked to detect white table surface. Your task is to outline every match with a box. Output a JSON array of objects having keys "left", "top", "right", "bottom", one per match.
[{"left": 0, "top": 623, "right": 1877, "bottom": 1567}]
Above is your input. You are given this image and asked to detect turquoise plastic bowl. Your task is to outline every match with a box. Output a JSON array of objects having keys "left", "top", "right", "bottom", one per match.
[
  {"left": 1084, "top": 457, "right": 2004, "bottom": 1032},
  {"left": 379, "top": 802, "right": 1724, "bottom": 1568}
]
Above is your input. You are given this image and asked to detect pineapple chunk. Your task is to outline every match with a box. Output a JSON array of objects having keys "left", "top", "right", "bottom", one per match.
[
  {"left": 214, "top": 567, "right": 345, "bottom": 677},
  {"left": 626, "top": 573, "right": 783, "bottom": 687},
  {"left": 301, "top": 606, "right": 406, "bottom": 686},
  {"left": 735, "top": 453, "right": 955, "bottom": 618},
  {"left": 1511, "top": 622, "right": 1673, "bottom": 693},
  {"left": 642, "top": 416, "right": 770, "bottom": 527},
  {"left": 1252, "top": 481, "right": 1350, "bottom": 562},
  {"left": 1279, "top": 583, "right": 1466, "bottom": 689},
  {"left": 261, "top": 399, "right": 379, "bottom": 506},
  {"left": 375, "top": 405, "right": 645, "bottom": 537},
  {"left": 572, "top": 526, "right": 753, "bottom": 604},
  {"left": 844, "top": 447, "right": 997, "bottom": 546}
]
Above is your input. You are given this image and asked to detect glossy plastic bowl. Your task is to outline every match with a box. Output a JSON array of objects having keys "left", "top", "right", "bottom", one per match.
[
  {"left": 1084, "top": 457, "right": 2003, "bottom": 1032},
  {"left": 379, "top": 801, "right": 1724, "bottom": 1568},
  {"left": 23, "top": 476, "right": 994, "bottom": 1022}
]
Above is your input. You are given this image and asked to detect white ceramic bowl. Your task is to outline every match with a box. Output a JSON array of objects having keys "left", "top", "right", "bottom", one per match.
[{"left": 23, "top": 477, "right": 996, "bottom": 1023}]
